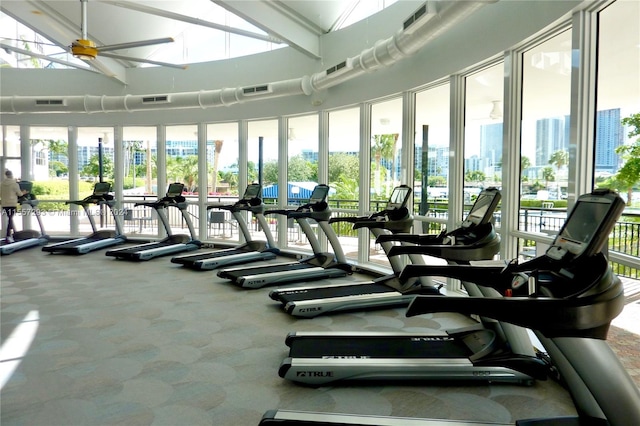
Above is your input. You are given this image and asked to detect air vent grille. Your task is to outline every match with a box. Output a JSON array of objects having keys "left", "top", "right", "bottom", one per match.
[
  {"left": 243, "top": 85, "right": 271, "bottom": 95},
  {"left": 403, "top": 3, "right": 429, "bottom": 32},
  {"left": 142, "top": 95, "right": 169, "bottom": 103},
  {"left": 326, "top": 61, "right": 347, "bottom": 75},
  {"left": 35, "top": 99, "right": 65, "bottom": 106}
]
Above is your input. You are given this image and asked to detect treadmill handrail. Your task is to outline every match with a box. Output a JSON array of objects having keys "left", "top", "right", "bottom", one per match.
[
  {"left": 406, "top": 274, "right": 623, "bottom": 340},
  {"left": 66, "top": 194, "right": 111, "bottom": 206},
  {"left": 405, "top": 254, "right": 623, "bottom": 339}
]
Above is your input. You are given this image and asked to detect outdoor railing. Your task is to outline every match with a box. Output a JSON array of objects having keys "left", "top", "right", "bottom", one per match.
[{"left": 27, "top": 195, "right": 640, "bottom": 279}]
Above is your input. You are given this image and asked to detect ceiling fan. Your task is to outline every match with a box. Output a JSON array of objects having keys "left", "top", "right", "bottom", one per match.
[
  {"left": 1, "top": 0, "right": 186, "bottom": 70},
  {"left": 69, "top": 0, "right": 183, "bottom": 68}
]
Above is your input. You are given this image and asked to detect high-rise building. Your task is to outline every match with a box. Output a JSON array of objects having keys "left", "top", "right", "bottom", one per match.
[{"left": 595, "top": 108, "right": 624, "bottom": 174}]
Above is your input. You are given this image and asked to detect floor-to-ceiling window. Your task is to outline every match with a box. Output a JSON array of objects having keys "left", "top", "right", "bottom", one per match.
[
  {"left": 247, "top": 119, "right": 280, "bottom": 244},
  {"left": 595, "top": 0, "right": 640, "bottom": 273},
  {"left": 120, "top": 127, "right": 158, "bottom": 236},
  {"left": 286, "top": 114, "right": 319, "bottom": 251},
  {"left": 517, "top": 29, "right": 572, "bottom": 260},
  {"left": 464, "top": 63, "right": 504, "bottom": 223},
  {"left": 165, "top": 124, "right": 198, "bottom": 237},
  {"left": 415, "top": 83, "right": 450, "bottom": 228},
  {"left": 122, "top": 127, "right": 158, "bottom": 197},
  {"left": 370, "top": 97, "right": 403, "bottom": 266},
  {"left": 206, "top": 122, "right": 240, "bottom": 240},
  {"left": 328, "top": 107, "right": 361, "bottom": 260}
]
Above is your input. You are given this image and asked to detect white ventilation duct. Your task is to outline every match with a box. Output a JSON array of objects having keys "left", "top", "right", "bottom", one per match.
[{"left": 0, "top": 1, "right": 496, "bottom": 114}]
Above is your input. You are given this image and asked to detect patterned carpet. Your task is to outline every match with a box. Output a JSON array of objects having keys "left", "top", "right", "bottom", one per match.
[{"left": 0, "top": 245, "right": 633, "bottom": 426}]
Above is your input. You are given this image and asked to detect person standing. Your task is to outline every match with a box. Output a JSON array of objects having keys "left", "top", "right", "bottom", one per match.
[{"left": 1, "top": 170, "right": 25, "bottom": 243}]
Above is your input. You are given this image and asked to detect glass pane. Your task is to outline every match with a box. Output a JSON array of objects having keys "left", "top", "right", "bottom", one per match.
[
  {"left": 248, "top": 120, "right": 279, "bottom": 244},
  {"left": 464, "top": 63, "right": 504, "bottom": 220},
  {"left": 74, "top": 127, "right": 115, "bottom": 236},
  {"left": 123, "top": 127, "right": 158, "bottom": 196},
  {"left": 4, "top": 125, "right": 21, "bottom": 157},
  {"left": 328, "top": 107, "right": 360, "bottom": 260},
  {"left": 370, "top": 97, "right": 403, "bottom": 267},
  {"left": 206, "top": 122, "right": 240, "bottom": 241},
  {"left": 165, "top": 125, "right": 198, "bottom": 237},
  {"left": 287, "top": 115, "right": 319, "bottom": 251},
  {"left": 416, "top": 84, "right": 450, "bottom": 225},
  {"left": 520, "top": 30, "right": 571, "bottom": 234},
  {"left": 596, "top": 0, "right": 640, "bottom": 273},
  {"left": 121, "top": 127, "right": 158, "bottom": 236},
  {"left": 28, "top": 127, "right": 70, "bottom": 236}
]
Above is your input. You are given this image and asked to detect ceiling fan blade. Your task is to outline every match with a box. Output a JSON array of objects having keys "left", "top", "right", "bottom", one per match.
[
  {"left": 99, "top": 52, "right": 188, "bottom": 69},
  {"left": 97, "top": 37, "right": 175, "bottom": 53},
  {"left": 0, "top": 42, "right": 97, "bottom": 72}
]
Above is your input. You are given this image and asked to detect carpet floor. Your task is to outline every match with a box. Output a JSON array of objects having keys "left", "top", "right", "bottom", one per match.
[{"left": 0, "top": 245, "right": 634, "bottom": 426}]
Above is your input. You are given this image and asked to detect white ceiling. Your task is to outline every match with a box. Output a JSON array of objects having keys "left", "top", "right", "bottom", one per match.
[{"left": 0, "top": 0, "right": 383, "bottom": 73}]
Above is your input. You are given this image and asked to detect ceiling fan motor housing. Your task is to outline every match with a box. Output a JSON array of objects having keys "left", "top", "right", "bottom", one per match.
[{"left": 72, "top": 39, "right": 97, "bottom": 60}]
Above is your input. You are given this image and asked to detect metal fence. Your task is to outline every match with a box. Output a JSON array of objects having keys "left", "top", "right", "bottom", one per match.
[{"left": 30, "top": 195, "right": 640, "bottom": 278}]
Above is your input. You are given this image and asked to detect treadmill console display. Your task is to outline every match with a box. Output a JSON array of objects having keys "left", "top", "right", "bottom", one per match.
[
  {"left": 546, "top": 189, "right": 624, "bottom": 261},
  {"left": 309, "top": 185, "right": 330, "bottom": 204},
  {"left": 166, "top": 183, "right": 185, "bottom": 198},
  {"left": 461, "top": 188, "right": 501, "bottom": 228},
  {"left": 243, "top": 184, "right": 262, "bottom": 200},
  {"left": 387, "top": 186, "right": 412, "bottom": 209},
  {"left": 93, "top": 182, "right": 112, "bottom": 196}
]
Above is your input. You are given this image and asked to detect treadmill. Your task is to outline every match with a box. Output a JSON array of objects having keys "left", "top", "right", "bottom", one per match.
[
  {"left": 1, "top": 181, "right": 49, "bottom": 255},
  {"left": 42, "top": 181, "right": 126, "bottom": 255},
  {"left": 260, "top": 189, "right": 640, "bottom": 426},
  {"left": 170, "top": 183, "right": 279, "bottom": 270},
  {"left": 269, "top": 187, "right": 501, "bottom": 318},
  {"left": 105, "top": 182, "right": 200, "bottom": 261},
  {"left": 277, "top": 188, "right": 546, "bottom": 386},
  {"left": 216, "top": 184, "right": 352, "bottom": 289}
]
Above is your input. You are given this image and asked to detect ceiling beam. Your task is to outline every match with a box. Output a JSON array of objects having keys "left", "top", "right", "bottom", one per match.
[
  {"left": 99, "top": 0, "right": 283, "bottom": 44},
  {"left": 1, "top": 0, "right": 129, "bottom": 83},
  {"left": 213, "top": 0, "right": 321, "bottom": 59}
]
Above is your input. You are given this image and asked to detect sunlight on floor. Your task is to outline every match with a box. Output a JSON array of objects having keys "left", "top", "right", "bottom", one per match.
[{"left": 0, "top": 310, "right": 40, "bottom": 390}]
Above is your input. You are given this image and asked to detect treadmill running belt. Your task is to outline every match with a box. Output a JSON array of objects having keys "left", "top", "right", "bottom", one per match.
[
  {"left": 43, "top": 236, "right": 107, "bottom": 250},
  {"left": 223, "top": 263, "right": 316, "bottom": 279},
  {"left": 288, "top": 336, "right": 471, "bottom": 359},
  {"left": 109, "top": 242, "right": 171, "bottom": 255},
  {"left": 277, "top": 282, "right": 393, "bottom": 302},
  {"left": 174, "top": 248, "right": 247, "bottom": 263}
]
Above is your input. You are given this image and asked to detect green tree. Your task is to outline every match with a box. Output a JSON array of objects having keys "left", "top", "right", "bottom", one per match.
[
  {"left": 328, "top": 153, "right": 359, "bottom": 184},
  {"left": 616, "top": 113, "right": 640, "bottom": 205},
  {"left": 82, "top": 154, "right": 114, "bottom": 180},
  {"left": 247, "top": 161, "right": 259, "bottom": 183},
  {"left": 263, "top": 161, "right": 279, "bottom": 185},
  {"left": 542, "top": 166, "right": 555, "bottom": 186},
  {"left": 49, "top": 160, "right": 68, "bottom": 177},
  {"left": 220, "top": 170, "right": 238, "bottom": 193},
  {"left": 167, "top": 155, "right": 198, "bottom": 191},
  {"left": 288, "top": 155, "right": 317, "bottom": 182},
  {"left": 549, "top": 150, "right": 568, "bottom": 171},
  {"left": 331, "top": 175, "right": 359, "bottom": 201},
  {"left": 427, "top": 176, "right": 446, "bottom": 187},
  {"left": 124, "top": 140, "right": 143, "bottom": 187},
  {"left": 465, "top": 169, "right": 486, "bottom": 184},
  {"left": 371, "top": 134, "right": 397, "bottom": 192}
]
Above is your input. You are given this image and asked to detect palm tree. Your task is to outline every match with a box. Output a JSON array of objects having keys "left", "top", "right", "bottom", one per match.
[
  {"left": 548, "top": 150, "right": 568, "bottom": 175},
  {"left": 371, "top": 134, "right": 397, "bottom": 194},
  {"left": 167, "top": 155, "right": 199, "bottom": 191}
]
